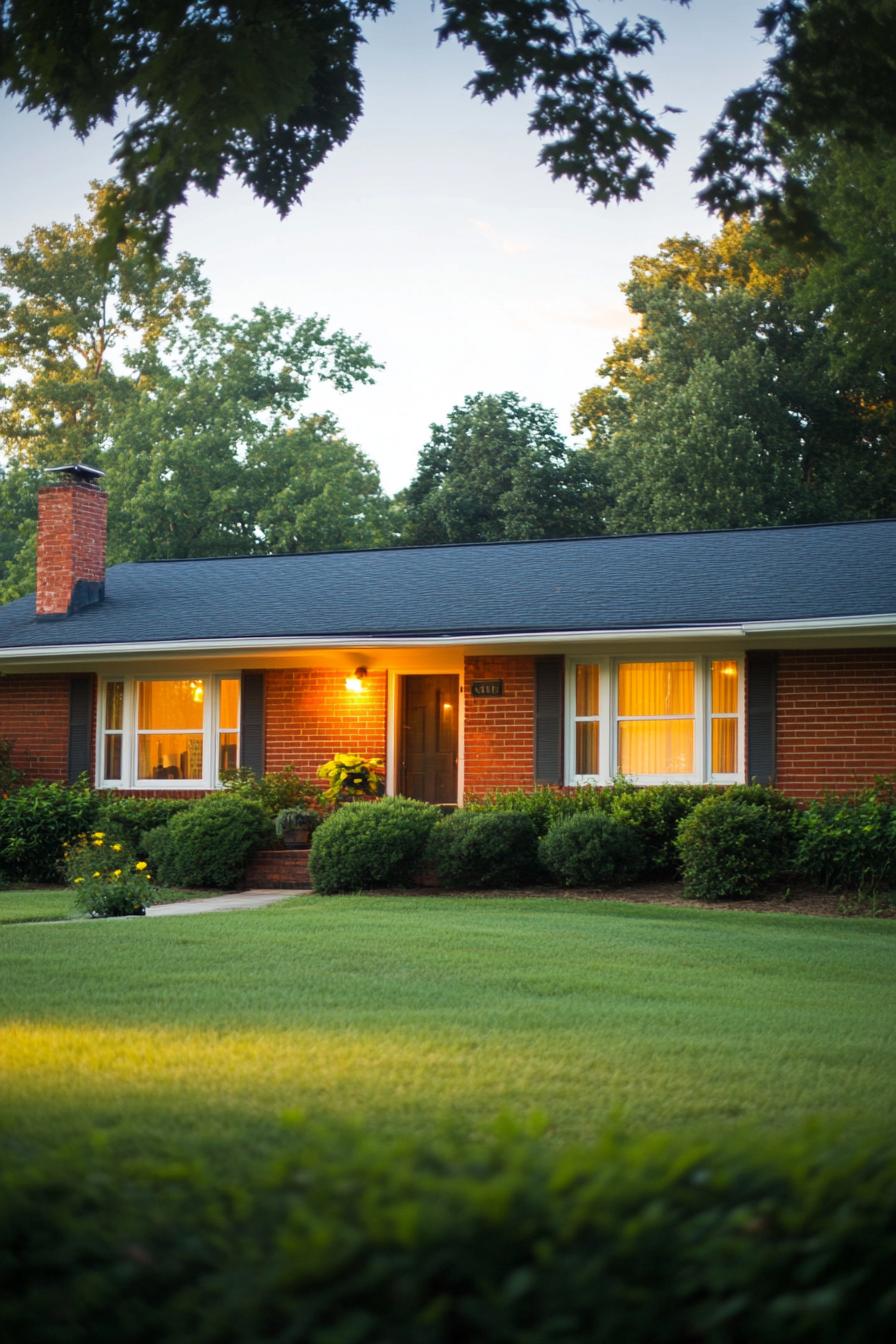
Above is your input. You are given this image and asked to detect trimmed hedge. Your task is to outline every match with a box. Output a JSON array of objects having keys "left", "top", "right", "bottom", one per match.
[
  {"left": 309, "top": 796, "right": 439, "bottom": 893},
  {"left": 1, "top": 1121, "right": 895, "bottom": 1344},
  {"left": 796, "top": 790, "right": 896, "bottom": 893},
  {"left": 0, "top": 779, "right": 98, "bottom": 883},
  {"left": 427, "top": 810, "right": 542, "bottom": 888},
  {"left": 677, "top": 787, "right": 798, "bottom": 901},
  {"left": 609, "top": 784, "right": 716, "bottom": 877},
  {"left": 463, "top": 785, "right": 609, "bottom": 836},
  {"left": 143, "top": 794, "right": 274, "bottom": 889},
  {"left": 95, "top": 795, "right": 192, "bottom": 859},
  {"left": 539, "top": 811, "right": 644, "bottom": 887}
]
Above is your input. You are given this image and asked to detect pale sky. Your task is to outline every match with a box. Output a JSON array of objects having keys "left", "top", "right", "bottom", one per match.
[{"left": 0, "top": 1, "right": 768, "bottom": 493}]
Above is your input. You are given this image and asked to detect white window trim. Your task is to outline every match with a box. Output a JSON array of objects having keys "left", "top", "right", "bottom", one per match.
[
  {"left": 96, "top": 675, "right": 240, "bottom": 790},
  {"left": 565, "top": 656, "right": 745, "bottom": 787}
]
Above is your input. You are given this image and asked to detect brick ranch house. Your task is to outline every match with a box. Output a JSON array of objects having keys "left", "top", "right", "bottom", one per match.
[{"left": 1, "top": 467, "right": 894, "bottom": 809}]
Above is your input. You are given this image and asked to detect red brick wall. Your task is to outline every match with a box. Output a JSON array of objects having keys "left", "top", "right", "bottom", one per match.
[
  {"left": 36, "top": 484, "right": 107, "bottom": 616},
  {"left": 264, "top": 669, "right": 387, "bottom": 778},
  {"left": 0, "top": 674, "right": 72, "bottom": 783},
  {"left": 775, "top": 649, "right": 896, "bottom": 798},
  {"left": 463, "top": 655, "right": 535, "bottom": 796}
]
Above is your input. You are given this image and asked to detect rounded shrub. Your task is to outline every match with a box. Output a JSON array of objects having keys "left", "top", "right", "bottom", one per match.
[
  {"left": 539, "top": 812, "right": 644, "bottom": 887},
  {"left": 426, "top": 810, "right": 541, "bottom": 889},
  {"left": 309, "top": 796, "right": 439, "bottom": 893},
  {"left": 143, "top": 794, "right": 274, "bottom": 890},
  {"left": 677, "top": 789, "right": 797, "bottom": 901},
  {"left": 609, "top": 784, "right": 716, "bottom": 877},
  {"left": 95, "top": 795, "right": 192, "bottom": 859}
]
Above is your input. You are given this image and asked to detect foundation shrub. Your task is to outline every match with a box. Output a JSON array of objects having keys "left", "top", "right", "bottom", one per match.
[
  {"left": 796, "top": 790, "right": 896, "bottom": 894},
  {"left": 95, "top": 796, "right": 193, "bottom": 859},
  {"left": 309, "top": 797, "right": 439, "bottom": 893},
  {"left": 2, "top": 1123, "right": 895, "bottom": 1344},
  {"left": 539, "top": 812, "right": 645, "bottom": 887},
  {"left": 220, "top": 765, "right": 328, "bottom": 816},
  {"left": 0, "top": 778, "right": 98, "bottom": 883},
  {"left": 463, "top": 785, "right": 609, "bottom": 836},
  {"left": 427, "top": 811, "right": 541, "bottom": 888},
  {"left": 609, "top": 785, "right": 717, "bottom": 877},
  {"left": 143, "top": 795, "right": 274, "bottom": 890},
  {"left": 677, "top": 787, "right": 798, "bottom": 901}
]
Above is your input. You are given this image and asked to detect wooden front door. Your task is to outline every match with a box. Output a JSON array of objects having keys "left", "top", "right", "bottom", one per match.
[{"left": 400, "top": 675, "right": 459, "bottom": 804}]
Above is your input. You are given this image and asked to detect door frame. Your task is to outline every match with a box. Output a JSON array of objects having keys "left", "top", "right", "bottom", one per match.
[{"left": 387, "top": 670, "right": 464, "bottom": 804}]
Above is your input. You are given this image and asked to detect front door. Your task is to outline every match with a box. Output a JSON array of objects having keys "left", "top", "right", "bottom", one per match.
[{"left": 400, "top": 675, "right": 459, "bottom": 804}]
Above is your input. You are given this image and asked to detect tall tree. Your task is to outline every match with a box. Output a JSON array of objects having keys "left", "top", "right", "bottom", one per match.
[
  {"left": 0, "top": 188, "right": 388, "bottom": 594},
  {"left": 573, "top": 217, "right": 896, "bottom": 533},
  {"left": 6, "top": 4, "right": 890, "bottom": 247},
  {"left": 399, "top": 391, "right": 607, "bottom": 545}
]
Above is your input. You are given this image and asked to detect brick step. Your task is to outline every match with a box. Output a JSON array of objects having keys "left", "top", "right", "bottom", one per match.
[{"left": 243, "top": 848, "right": 311, "bottom": 890}]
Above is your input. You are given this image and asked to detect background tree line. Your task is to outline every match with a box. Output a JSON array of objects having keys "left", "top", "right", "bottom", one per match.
[{"left": 1, "top": 137, "right": 894, "bottom": 602}]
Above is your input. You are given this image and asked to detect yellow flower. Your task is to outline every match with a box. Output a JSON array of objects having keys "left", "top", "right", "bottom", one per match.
[
  {"left": 92, "top": 831, "right": 105, "bottom": 839},
  {"left": 135, "top": 861, "right": 148, "bottom": 871},
  {"left": 111, "top": 843, "right": 122, "bottom": 852},
  {"left": 112, "top": 869, "right": 122, "bottom": 877},
  {"left": 92, "top": 839, "right": 104, "bottom": 847},
  {"left": 73, "top": 877, "right": 84, "bottom": 884},
  {"left": 145, "top": 874, "right": 152, "bottom": 881},
  {"left": 92, "top": 871, "right": 101, "bottom": 878}
]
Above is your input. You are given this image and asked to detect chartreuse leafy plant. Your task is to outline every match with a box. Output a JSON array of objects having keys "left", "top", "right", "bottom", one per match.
[
  {"left": 65, "top": 831, "right": 152, "bottom": 918},
  {"left": 316, "top": 753, "right": 385, "bottom": 803}
]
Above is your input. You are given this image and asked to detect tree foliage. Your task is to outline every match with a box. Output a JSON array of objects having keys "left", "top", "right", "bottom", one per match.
[
  {"left": 573, "top": 205, "right": 896, "bottom": 534},
  {"left": 0, "top": 187, "right": 389, "bottom": 599},
  {"left": 398, "top": 391, "right": 607, "bottom": 545},
  {"left": 7, "top": 4, "right": 887, "bottom": 246}
]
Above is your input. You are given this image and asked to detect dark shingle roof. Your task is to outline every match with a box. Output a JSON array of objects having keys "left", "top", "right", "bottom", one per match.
[{"left": 1, "top": 521, "right": 894, "bottom": 650}]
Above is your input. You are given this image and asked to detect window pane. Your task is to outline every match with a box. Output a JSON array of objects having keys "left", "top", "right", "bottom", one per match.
[
  {"left": 619, "top": 720, "right": 694, "bottom": 775},
  {"left": 219, "top": 732, "right": 239, "bottom": 774},
  {"left": 138, "top": 680, "right": 204, "bottom": 730},
  {"left": 575, "top": 664, "right": 600, "bottom": 717},
  {"left": 104, "top": 734, "right": 122, "bottom": 780},
  {"left": 575, "top": 721, "right": 599, "bottom": 775},
  {"left": 712, "top": 718, "right": 737, "bottom": 774},
  {"left": 105, "top": 681, "right": 124, "bottom": 731},
  {"left": 219, "top": 678, "right": 240, "bottom": 730},
  {"left": 138, "top": 733, "right": 204, "bottom": 780},
  {"left": 712, "top": 660, "right": 738, "bottom": 714},
  {"left": 618, "top": 662, "right": 694, "bottom": 716}
]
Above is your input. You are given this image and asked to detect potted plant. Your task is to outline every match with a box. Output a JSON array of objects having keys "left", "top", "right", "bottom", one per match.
[
  {"left": 317, "top": 753, "right": 386, "bottom": 805},
  {"left": 274, "top": 807, "right": 323, "bottom": 849}
]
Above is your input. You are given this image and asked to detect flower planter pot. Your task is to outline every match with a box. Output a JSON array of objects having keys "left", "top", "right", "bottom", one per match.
[{"left": 281, "top": 827, "right": 313, "bottom": 849}]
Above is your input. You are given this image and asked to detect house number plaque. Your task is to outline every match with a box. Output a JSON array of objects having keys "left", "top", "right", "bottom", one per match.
[{"left": 470, "top": 679, "right": 504, "bottom": 698}]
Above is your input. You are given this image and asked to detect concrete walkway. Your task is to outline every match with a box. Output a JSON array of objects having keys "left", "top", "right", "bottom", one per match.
[{"left": 146, "top": 889, "right": 303, "bottom": 917}]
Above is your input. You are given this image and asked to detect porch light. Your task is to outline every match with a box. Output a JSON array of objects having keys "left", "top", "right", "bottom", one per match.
[{"left": 345, "top": 666, "right": 367, "bottom": 693}]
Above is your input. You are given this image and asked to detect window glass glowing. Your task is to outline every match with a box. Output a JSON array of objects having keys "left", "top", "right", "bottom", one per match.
[
  {"left": 575, "top": 664, "right": 600, "bottom": 717},
  {"left": 138, "top": 680, "right": 204, "bottom": 731},
  {"left": 711, "top": 660, "right": 738, "bottom": 715},
  {"left": 575, "top": 721, "right": 599, "bottom": 775},
  {"left": 219, "top": 678, "right": 240, "bottom": 730},
  {"left": 712, "top": 718, "right": 737, "bottom": 774},
  {"left": 618, "top": 662, "right": 694, "bottom": 716},
  {"left": 618, "top": 720, "right": 694, "bottom": 775}
]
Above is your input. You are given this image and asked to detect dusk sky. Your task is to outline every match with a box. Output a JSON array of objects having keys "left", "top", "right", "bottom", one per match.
[{"left": 0, "top": 1, "right": 769, "bottom": 492}]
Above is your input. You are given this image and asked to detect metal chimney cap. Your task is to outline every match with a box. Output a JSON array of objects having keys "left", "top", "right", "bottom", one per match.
[{"left": 45, "top": 464, "right": 106, "bottom": 487}]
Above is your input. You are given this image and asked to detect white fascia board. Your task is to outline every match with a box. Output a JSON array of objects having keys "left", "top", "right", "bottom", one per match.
[{"left": 0, "top": 612, "right": 893, "bottom": 664}]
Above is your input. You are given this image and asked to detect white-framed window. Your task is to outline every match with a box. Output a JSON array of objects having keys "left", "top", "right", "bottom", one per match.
[
  {"left": 97, "top": 675, "right": 241, "bottom": 789},
  {"left": 567, "top": 656, "right": 743, "bottom": 786}
]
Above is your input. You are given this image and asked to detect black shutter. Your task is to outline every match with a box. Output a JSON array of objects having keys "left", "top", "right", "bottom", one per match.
[
  {"left": 747, "top": 652, "right": 777, "bottom": 785},
  {"left": 68, "top": 675, "right": 93, "bottom": 783},
  {"left": 534, "top": 657, "right": 564, "bottom": 785},
  {"left": 240, "top": 671, "right": 265, "bottom": 776}
]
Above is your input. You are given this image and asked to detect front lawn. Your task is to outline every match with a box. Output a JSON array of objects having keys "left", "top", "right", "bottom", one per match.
[
  {"left": 1, "top": 894, "right": 894, "bottom": 1168},
  {"left": 0, "top": 886, "right": 224, "bottom": 924}
]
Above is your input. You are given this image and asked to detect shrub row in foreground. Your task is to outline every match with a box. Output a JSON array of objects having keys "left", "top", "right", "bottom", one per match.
[{"left": 2, "top": 1121, "right": 894, "bottom": 1344}]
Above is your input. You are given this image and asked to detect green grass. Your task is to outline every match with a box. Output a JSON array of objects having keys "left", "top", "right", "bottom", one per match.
[
  {"left": 1, "top": 895, "right": 894, "bottom": 1167},
  {"left": 0, "top": 885, "right": 218, "bottom": 923}
]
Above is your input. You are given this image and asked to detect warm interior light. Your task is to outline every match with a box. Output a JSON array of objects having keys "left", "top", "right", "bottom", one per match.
[
  {"left": 189, "top": 680, "right": 204, "bottom": 703},
  {"left": 721, "top": 665, "right": 737, "bottom": 676},
  {"left": 345, "top": 666, "right": 367, "bottom": 693}
]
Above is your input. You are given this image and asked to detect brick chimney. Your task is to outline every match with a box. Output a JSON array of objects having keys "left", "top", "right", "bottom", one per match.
[{"left": 36, "top": 465, "right": 108, "bottom": 618}]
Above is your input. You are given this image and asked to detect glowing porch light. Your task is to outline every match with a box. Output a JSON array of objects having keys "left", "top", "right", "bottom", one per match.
[{"left": 345, "top": 666, "right": 367, "bottom": 693}]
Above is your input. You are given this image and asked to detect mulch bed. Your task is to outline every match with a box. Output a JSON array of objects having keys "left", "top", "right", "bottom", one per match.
[{"left": 402, "top": 882, "right": 895, "bottom": 918}]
